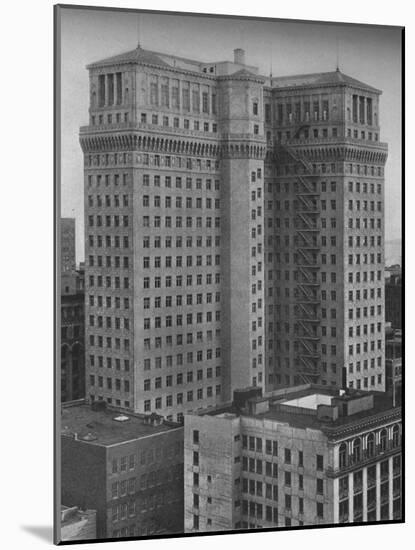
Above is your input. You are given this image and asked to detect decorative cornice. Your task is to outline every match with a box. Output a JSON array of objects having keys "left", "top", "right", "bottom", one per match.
[{"left": 271, "top": 141, "right": 388, "bottom": 165}]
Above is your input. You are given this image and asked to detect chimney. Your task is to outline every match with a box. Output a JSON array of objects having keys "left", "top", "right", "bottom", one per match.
[{"left": 234, "top": 48, "right": 246, "bottom": 65}]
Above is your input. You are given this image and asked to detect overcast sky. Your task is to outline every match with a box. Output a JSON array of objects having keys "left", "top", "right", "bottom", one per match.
[{"left": 60, "top": 7, "right": 402, "bottom": 264}]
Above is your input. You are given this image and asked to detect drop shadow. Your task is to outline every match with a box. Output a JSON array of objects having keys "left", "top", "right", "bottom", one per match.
[{"left": 21, "top": 525, "right": 53, "bottom": 543}]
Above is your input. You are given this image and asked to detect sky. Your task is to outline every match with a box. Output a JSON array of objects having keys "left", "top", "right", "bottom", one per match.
[{"left": 60, "top": 7, "right": 402, "bottom": 264}]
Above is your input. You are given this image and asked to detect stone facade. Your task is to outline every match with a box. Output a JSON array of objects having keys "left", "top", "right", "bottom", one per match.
[
  {"left": 184, "top": 386, "right": 401, "bottom": 532},
  {"left": 80, "top": 45, "right": 387, "bottom": 419}
]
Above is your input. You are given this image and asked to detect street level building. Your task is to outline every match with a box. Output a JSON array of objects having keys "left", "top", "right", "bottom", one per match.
[
  {"left": 184, "top": 385, "right": 401, "bottom": 532},
  {"left": 61, "top": 505, "right": 97, "bottom": 541},
  {"left": 80, "top": 45, "right": 387, "bottom": 419},
  {"left": 61, "top": 400, "right": 184, "bottom": 539}
]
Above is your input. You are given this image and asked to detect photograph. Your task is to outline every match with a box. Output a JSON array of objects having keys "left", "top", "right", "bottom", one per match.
[{"left": 55, "top": 4, "right": 403, "bottom": 544}]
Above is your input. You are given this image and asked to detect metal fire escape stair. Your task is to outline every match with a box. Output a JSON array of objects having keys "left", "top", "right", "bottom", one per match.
[{"left": 278, "top": 141, "right": 321, "bottom": 384}]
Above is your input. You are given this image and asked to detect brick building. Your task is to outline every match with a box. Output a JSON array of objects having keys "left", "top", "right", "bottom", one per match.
[
  {"left": 61, "top": 401, "right": 184, "bottom": 539},
  {"left": 184, "top": 385, "right": 401, "bottom": 532},
  {"left": 80, "top": 45, "right": 387, "bottom": 419},
  {"left": 61, "top": 217, "right": 85, "bottom": 402},
  {"left": 61, "top": 218, "right": 76, "bottom": 273},
  {"left": 385, "top": 272, "right": 402, "bottom": 329}
]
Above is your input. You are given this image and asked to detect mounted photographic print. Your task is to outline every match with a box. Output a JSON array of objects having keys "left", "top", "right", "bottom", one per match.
[{"left": 54, "top": 4, "right": 404, "bottom": 544}]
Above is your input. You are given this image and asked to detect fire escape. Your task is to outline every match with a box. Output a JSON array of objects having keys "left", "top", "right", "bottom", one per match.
[{"left": 278, "top": 130, "right": 321, "bottom": 384}]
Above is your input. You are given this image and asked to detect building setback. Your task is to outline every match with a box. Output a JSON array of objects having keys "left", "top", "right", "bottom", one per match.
[
  {"left": 80, "top": 45, "right": 387, "bottom": 420},
  {"left": 61, "top": 401, "right": 184, "bottom": 539},
  {"left": 184, "top": 385, "right": 401, "bottom": 532}
]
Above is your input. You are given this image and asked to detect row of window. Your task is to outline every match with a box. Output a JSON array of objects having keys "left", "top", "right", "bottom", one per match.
[
  {"left": 143, "top": 386, "right": 222, "bottom": 411},
  {"left": 348, "top": 235, "right": 383, "bottom": 248},
  {"left": 338, "top": 425, "right": 401, "bottom": 469},
  {"left": 90, "top": 375, "right": 130, "bottom": 392},
  {"left": 142, "top": 333, "right": 221, "bottom": 349},
  {"left": 88, "top": 215, "right": 129, "bottom": 227},
  {"left": 140, "top": 112, "right": 218, "bottom": 133},
  {"left": 348, "top": 305, "right": 383, "bottom": 319},
  {"left": 91, "top": 112, "right": 128, "bottom": 125},
  {"left": 88, "top": 255, "right": 130, "bottom": 268},
  {"left": 143, "top": 236, "right": 221, "bottom": 249},
  {"left": 142, "top": 174, "right": 220, "bottom": 190},
  {"left": 142, "top": 294, "right": 221, "bottom": 311},
  {"left": 148, "top": 82, "right": 217, "bottom": 115},
  {"left": 144, "top": 312, "right": 222, "bottom": 329},
  {"left": 143, "top": 367, "right": 221, "bottom": 390},
  {"left": 111, "top": 467, "right": 182, "bottom": 499},
  {"left": 142, "top": 215, "right": 221, "bottom": 228},
  {"left": 88, "top": 334, "right": 130, "bottom": 350},
  {"left": 349, "top": 199, "right": 382, "bottom": 212},
  {"left": 88, "top": 295, "right": 130, "bottom": 310},
  {"left": 89, "top": 355, "right": 130, "bottom": 371},
  {"left": 275, "top": 163, "right": 383, "bottom": 178},
  {"left": 87, "top": 234, "right": 129, "bottom": 249},
  {"left": 269, "top": 179, "right": 381, "bottom": 195},
  {"left": 87, "top": 194, "right": 129, "bottom": 208},
  {"left": 89, "top": 315, "right": 130, "bottom": 330},
  {"left": 143, "top": 255, "right": 220, "bottom": 268},
  {"left": 142, "top": 352, "right": 221, "bottom": 371},
  {"left": 142, "top": 195, "right": 220, "bottom": 209},
  {"left": 88, "top": 275, "right": 130, "bottom": 289}
]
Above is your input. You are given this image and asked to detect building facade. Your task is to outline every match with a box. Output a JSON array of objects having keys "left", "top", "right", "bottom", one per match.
[
  {"left": 183, "top": 386, "right": 401, "bottom": 532},
  {"left": 61, "top": 218, "right": 76, "bottom": 273},
  {"left": 80, "top": 45, "right": 387, "bottom": 419},
  {"left": 61, "top": 505, "right": 97, "bottom": 542},
  {"left": 385, "top": 272, "right": 402, "bottom": 329},
  {"left": 61, "top": 401, "right": 184, "bottom": 539}
]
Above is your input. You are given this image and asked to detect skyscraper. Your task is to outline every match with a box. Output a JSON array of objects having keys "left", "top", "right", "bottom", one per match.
[{"left": 80, "top": 44, "right": 387, "bottom": 420}]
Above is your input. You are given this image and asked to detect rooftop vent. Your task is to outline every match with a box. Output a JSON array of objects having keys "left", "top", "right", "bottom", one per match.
[
  {"left": 144, "top": 412, "right": 164, "bottom": 426},
  {"left": 80, "top": 432, "right": 98, "bottom": 441},
  {"left": 113, "top": 414, "right": 130, "bottom": 423}
]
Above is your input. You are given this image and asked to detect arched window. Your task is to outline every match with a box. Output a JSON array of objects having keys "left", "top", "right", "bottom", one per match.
[
  {"left": 339, "top": 442, "right": 347, "bottom": 468},
  {"left": 392, "top": 425, "right": 400, "bottom": 447},
  {"left": 352, "top": 438, "right": 361, "bottom": 463},
  {"left": 366, "top": 433, "right": 375, "bottom": 457},
  {"left": 379, "top": 429, "right": 388, "bottom": 452}
]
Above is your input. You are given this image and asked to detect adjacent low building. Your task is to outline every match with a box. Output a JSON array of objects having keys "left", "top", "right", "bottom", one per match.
[
  {"left": 385, "top": 329, "right": 402, "bottom": 399},
  {"left": 385, "top": 270, "right": 402, "bottom": 330},
  {"left": 184, "top": 385, "right": 401, "bottom": 533},
  {"left": 61, "top": 400, "right": 184, "bottom": 539},
  {"left": 61, "top": 505, "right": 97, "bottom": 542},
  {"left": 61, "top": 268, "right": 85, "bottom": 402}
]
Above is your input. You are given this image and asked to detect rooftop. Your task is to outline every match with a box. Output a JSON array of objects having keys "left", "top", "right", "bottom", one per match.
[
  {"left": 271, "top": 69, "right": 381, "bottom": 93},
  {"left": 61, "top": 402, "right": 181, "bottom": 446},
  {"left": 194, "top": 385, "right": 400, "bottom": 438},
  {"left": 259, "top": 388, "right": 400, "bottom": 436}
]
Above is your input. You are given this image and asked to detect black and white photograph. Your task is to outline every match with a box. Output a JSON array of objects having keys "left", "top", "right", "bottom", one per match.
[{"left": 54, "top": 4, "right": 403, "bottom": 545}]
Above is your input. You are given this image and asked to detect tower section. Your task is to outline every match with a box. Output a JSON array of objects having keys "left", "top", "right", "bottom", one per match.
[
  {"left": 266, "top": 71, "right": 387, "bottom": 391},
  {"left": 218, "top": 70, "right": 267, "bottom": 399}
]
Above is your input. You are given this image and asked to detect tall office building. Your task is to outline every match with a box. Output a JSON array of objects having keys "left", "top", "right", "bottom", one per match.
[{"left": 80, "top": 45, "right": 387, "bottom": 420}]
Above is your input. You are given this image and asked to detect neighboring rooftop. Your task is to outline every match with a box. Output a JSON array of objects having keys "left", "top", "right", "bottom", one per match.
[
  {"left": 259, "top": 388, "right": 400, "bottom": 436},
  {"left": 271, "top": 69, "right": 381, "bottom": 93},
  {"left": 61, "top": 401, "right": 181, "bottom": 446},
  {"left": 191, "top": 385, "right": 400, "bottom": 437}
]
